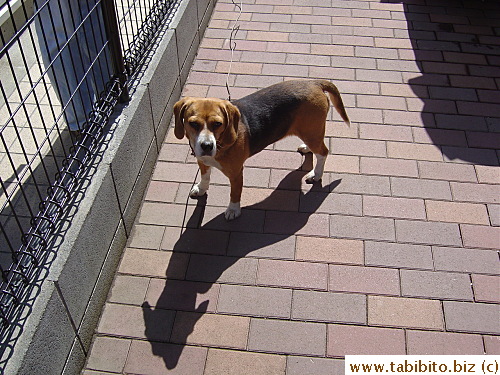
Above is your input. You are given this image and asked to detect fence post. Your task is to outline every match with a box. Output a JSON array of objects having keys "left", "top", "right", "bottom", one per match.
[{"left": 101, "top": 0, "right": 129, "bottom": 103}]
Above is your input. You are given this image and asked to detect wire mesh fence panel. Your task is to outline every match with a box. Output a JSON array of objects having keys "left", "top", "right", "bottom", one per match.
[{"left": 0, "top": 0, "right": 179, "bottom": 363}]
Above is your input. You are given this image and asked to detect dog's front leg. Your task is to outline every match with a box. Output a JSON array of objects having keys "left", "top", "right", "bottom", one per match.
[
  {"left": 225, "top": 170, "right": 243, "bottom": 220},
  {"left": 190, "top": 161, "right": 211, "bottom": 197}
]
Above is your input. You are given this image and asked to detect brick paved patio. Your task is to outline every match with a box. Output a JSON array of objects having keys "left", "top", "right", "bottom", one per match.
[{"left": 83, "top": 0, "right": 500, "bottom": 373}]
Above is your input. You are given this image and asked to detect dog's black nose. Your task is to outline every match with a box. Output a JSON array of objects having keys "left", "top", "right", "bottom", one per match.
[{"left": 200, "top": 141, "right": 214, "bottom": 152}]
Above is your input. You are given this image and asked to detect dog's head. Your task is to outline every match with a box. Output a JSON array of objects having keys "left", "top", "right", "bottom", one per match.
[{"left": 173, "top": 97, "right": 240, "bottom": 158}]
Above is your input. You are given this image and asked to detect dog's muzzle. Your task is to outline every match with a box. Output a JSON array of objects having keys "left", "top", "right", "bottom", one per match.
[{"left": 195, "top": 132, "right": 217, "bottom": 157}]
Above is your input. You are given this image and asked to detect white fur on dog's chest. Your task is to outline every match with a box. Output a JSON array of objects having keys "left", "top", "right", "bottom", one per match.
[{"left": 198, "top": 156, "right": 222, "bottom": 170}]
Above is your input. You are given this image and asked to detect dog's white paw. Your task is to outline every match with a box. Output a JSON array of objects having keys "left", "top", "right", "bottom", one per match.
[
  {"left": 305, "top": 170, "right": 321, "bottom": 184},
  {"left": 297, "top": 144, "right": 311, "bottom": 155},
  {"left": 189, "top": 183, "right": 207, "bottom": 198},
  {"left": 224, "top": 202, "right": 241, "bottom": 221}
]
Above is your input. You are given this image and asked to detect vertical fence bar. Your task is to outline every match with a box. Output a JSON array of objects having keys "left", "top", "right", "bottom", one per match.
[{"left": 101, "top": 0, "right": 129, "bottom": 103}]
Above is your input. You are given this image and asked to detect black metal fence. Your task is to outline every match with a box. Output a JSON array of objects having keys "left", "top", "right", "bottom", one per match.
[{"left": 0, "top": 0, "right": 178, "bottom": 357}]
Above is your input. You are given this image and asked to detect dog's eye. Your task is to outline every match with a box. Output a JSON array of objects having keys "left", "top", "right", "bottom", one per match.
[
  {"left": 213, "top": 122, "right": 222, "bottom": 129},
  {"left": 189, "top": 122, "right": 200, "bottom": 130}
]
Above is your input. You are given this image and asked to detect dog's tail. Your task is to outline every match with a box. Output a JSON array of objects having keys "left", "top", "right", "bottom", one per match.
[{"left": 318, "top": 80, "right": 350, "bottom": 126}]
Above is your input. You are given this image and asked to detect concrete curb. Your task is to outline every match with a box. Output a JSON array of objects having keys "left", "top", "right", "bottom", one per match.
[{"left": 3, "top": 0, "right": 215, "bottom": 373}]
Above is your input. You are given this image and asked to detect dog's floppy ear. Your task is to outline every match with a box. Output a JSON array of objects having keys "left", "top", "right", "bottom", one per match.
[
  {"left": 173, "top": 97, "right": 193, "bottom": 139},
  {"left": 221, "top": 100, "right": 240, "bottom": 146}
]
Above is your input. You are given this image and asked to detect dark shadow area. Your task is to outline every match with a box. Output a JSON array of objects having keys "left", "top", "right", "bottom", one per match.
[
  {"left": 383, "top": 0, "right": 499, "bottom": 166},
  {"left": 142, "top": 155, "right": 342, "bottom": 369}
]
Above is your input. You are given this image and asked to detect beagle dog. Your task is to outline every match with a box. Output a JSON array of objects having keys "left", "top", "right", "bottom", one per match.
[{"left": 174, "top": 79, "right": 350, "bottom": 220}]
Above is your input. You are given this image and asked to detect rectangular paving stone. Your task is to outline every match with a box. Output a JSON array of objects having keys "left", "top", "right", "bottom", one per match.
[
  {"left": 345, "top": 106, "right": 384, "bottom": 123},
  {"left": 451, "top": 182, "right": 499, "bottom": 204},
  {"left": 329, "top": 265, "right": 400, "bottom": 296},
  {"left": 330, "top": 214, "right": 396, "bottom": 241},
  {"left": 387, "top": 142, "right": 443, "bottom": 161},
  {"left": 228, "top": 232, "right": 295, "bottom": 259},
  {"left": 299, "top": 192, "right": 362, "bottom": 216},
  {"left": 241, "top": 187, "right": 300, "bottom": 212},
  {"left": 418, "top": 161, "right": 477, "bottom": 182},
  {"left": 287, "top": 356, "right": 344, "bottom": 375},
  {"left": 324, "top": 154, "right": 360, "bottom": 174},
  {"left": 413, "top": 127, "right": 467, "bottom": 147},
  {"left": 171, "top": 312, "right": 250, "bottom": 349},
  {"left": 257, "top": 259, "right": 328, "bottom": 290},
  {"left": 368, "top": 296, "right": 444, "bottom": 330},
  {"left": 361, "top": 157, "right": 419, "bottom": 177},
  {"left": 108, "top": 275, "right": 150, "bottom": 305},
  {"left": 86, "top": 336, "right": 131, "bottom": 373},
  {"left": 205, "top": 349, "right": 286, "bottom": 375},
  {"left": 443, "top": 301, "right": 500, "bottom": 334},
  {"left": 360, "top": 124, "right": 413, "bottom": 142},
  {"left": 442, "top": 147, "right": 498, "bottom": 167},
  {"left": 124, "top": 340, "right": 208, "bottom": 375},
  {"left": 128, "top": 224, "right": 166, "bottom": 249},
  {"left": 158, "top": 143, "right": 190, "bottom": 164},
  {"left": 217, "top": 284, "right": 292, "bottom": 318},
  {"left": 406, "top": 331, "right": 484, "bottom": 355},
  {"left": 186, "top": 254, "right": 258, "bottom": 285},
  {"left": 98, "top": 303, "right": 175, "bottom": 341},
  {"left": 384, "top": 109, "right": 431, "bottom": 127},
  {"left": 296, "top": 236, "right": 364, "bottom": 265},
  {"left": 152, "top": 162, "right": 199, "bottom": 182},
  {"left": 330, "top": 173, "right": 391, "bottom": 196},
  {"left": 365, "top": 241, "right": 433, "bottom": 270},
  {"left": 434, "top": 114, "right": 488, "bottom": 132},
  {"left": 433, "top": 246, "right": 500, "bottom": 275},
  {"left": 248, "top": 318, "right": 326, "bottom": 356},
  {"left": 400, "top": 270, "right": 473, "bottom": 301},
  {"left": 425, "top": 200, "right": 490, "bottom": 225},
  {"left": 244, "top": 167, "right": 272, "bottom": 188},
  {"left": 476, "top": 165, "right": 500, "bottom": 184},
  {"left": 471, "top": 275, "right": 500, "bottom": 303},
  {"left": 138, "top": 202, "right": 201, "bottom": 227},
  {"left": 395, "top": 220, "right": 462, "bottom": 246},
  {"left": 163, "top": 227, "right": 229, "bottom": 256},
  {"left": 145, "top": 181, "right": 179, "bottom": 203},
  {"left": 330, "top": 138, "right": 386, "bottom": 157},
  {"left": 292, "top": 289, "right": 366, "bottom": 324},
  {"left": 145, "top": 279, "right": 220, "bottom": 312},
  {"left": 488, "top": 204, "right": 500, "bottom": 226},
  {"left": 327, "top": 324, "right": 405, "bottom": 356},
  {"left": 356, "top": 68, "right": 403, "bottom": 83},
  {"left": 264, "top": 211, "right": 330, "bottom": 237},
  {"left": 310, "top": 66, "right": 356, "bottom": 81},
  {"left": 461, "top": 224, "right": 500, "bottom": 249},
  {"left": 484, "top": 336, "right": 500, "bottom": 355},
  {"left": 468, "top": 132, "right": 500, "bottom": 151},
  {"left": 118, "top": 248, "right": 189, "bottom": 279},
  {"left": 363, "top": 196, "right": 426, "bottom": 220}
]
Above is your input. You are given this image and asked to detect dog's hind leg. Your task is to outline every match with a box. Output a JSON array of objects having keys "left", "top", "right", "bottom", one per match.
[
  {"left": 190, "top": 161, "right": 211, "bottom": 197},
  {"left": 301, "top": 139, "right": 328, "bottom": 183}
]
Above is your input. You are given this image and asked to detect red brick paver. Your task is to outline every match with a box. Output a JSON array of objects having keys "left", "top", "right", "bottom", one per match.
[{"left": 84, "top": 0, "right": 500, "bottom": 373}]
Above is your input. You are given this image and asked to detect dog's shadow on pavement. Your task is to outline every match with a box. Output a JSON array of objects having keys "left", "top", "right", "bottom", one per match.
[{"left": 142, "top": 155, "right": 341, "bottom": 369}]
